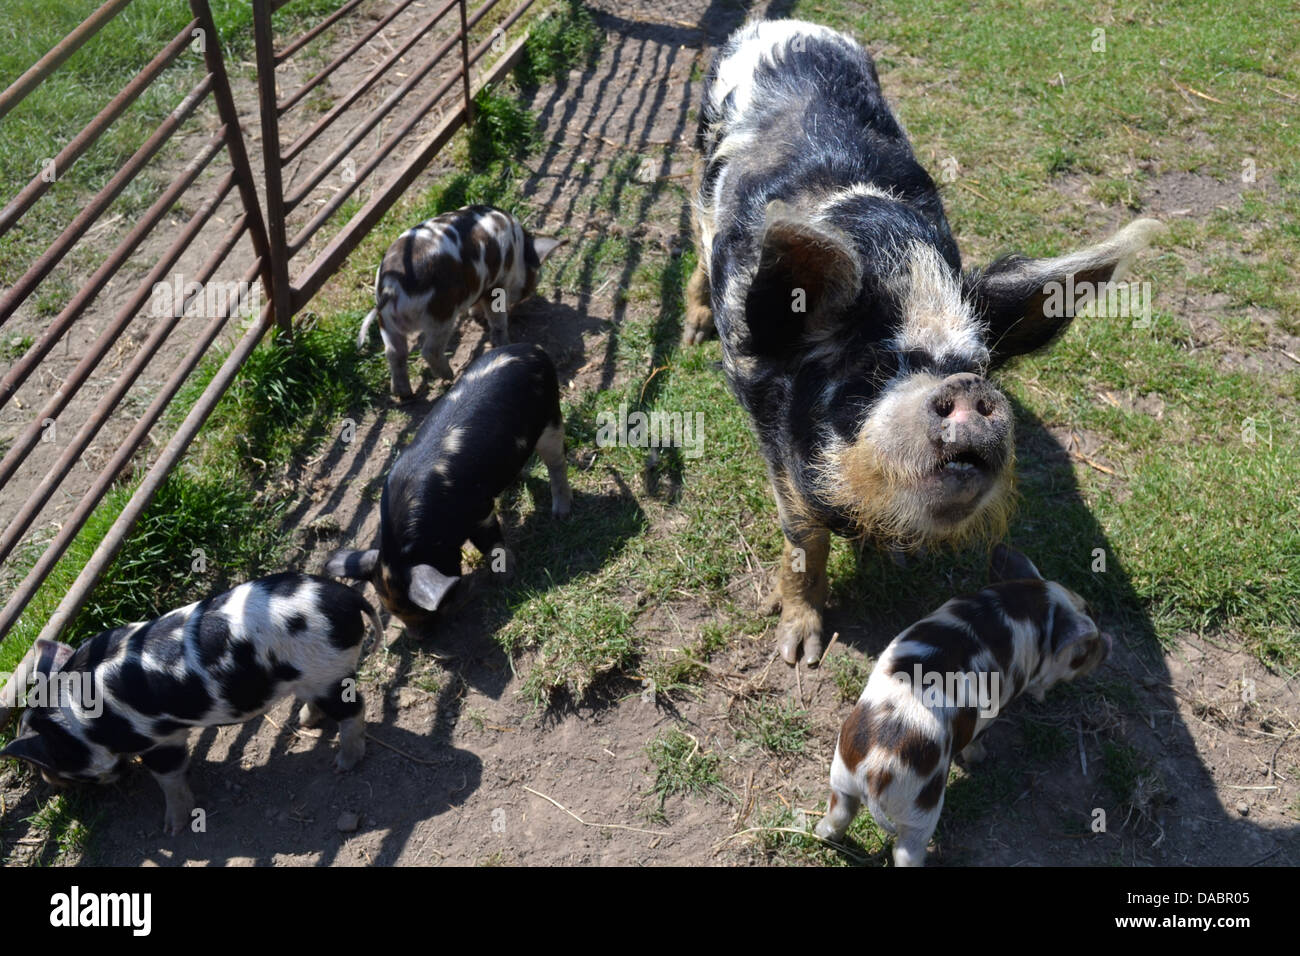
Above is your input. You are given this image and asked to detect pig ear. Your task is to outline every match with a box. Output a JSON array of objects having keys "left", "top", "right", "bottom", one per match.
[
  {"left": 324, "top": 549, "right": 378, "bottom": 580},
  {"left": 1050, "top": 605, "right": 1099, "bottom": 654},
  {"left": 743, "top": 200, "right": 863, "bottom": 355},
  {"left": 0, "top": 733, "right": 54, "bottom": 772},
  {"left": 34, "top": 639, "right": 75, "bottom": 676},
  {"left": 965, "top": 219, "right": 1164, "bottom": 369},
  {"left": 989, "top": 544, "right": 1043, "bottom": 583},
  {"left": 407, "top": 564, "right": 460, "bottom": 613},
  {"left": 529, "top": 235, "right": 566, "bottom": 264}
]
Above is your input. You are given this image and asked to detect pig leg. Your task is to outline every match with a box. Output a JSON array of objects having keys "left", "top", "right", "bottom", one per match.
[
  {"left": 815, "top": 786, "right": 861, "bottom": 841},
  {"left": 142, "top": 737, "right": 195, "bottom": 836},
  {"left": 298, "top": 700, "right": 326, "bottom": 728},
  {"left": 681, "top": 258, "right": 714, "bottom": 346},
  {"left": 773, "top": 528, "right": 830, "bottom": 666},
  {"left": 379, "top": 322, "right": 413, "bottom": 399},
  {"left": 482, "top": 290, "right": 511, "bottom": 347},
  {"left": 421, "top": 315, "right": 456, "bottom": 381},
  {"left": 469, "top": 509, "right": 513, "bottom": 578},
  {"left": 307, "top": 677, "right": 365, "bottom": 771},
  {"left": 534, "top": 422, "right": 572, "bottom": 519}
]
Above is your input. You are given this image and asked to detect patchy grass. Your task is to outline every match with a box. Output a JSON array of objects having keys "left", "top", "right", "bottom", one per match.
[
  {"left": 644, "top": 727, "right": 724, "bottom": 820},
  {"left": 516, "top": 0, "right": 603, "bottom": 88},
  {"left": 733, "top": 697, "right": 810, "bottom": 755}
]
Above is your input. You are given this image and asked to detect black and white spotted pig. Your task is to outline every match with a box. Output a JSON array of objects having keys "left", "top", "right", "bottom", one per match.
[
  {"left": 358, "top": 203, "right": 566, "bottom": 398},
  {"left": 324, "top": 342, "right": 572, "bottom": 632},
  {"left": 815, "top": 545, "right": 1110, "bottom": 865},
  {"left": 0, "top": 573, "right": 382, "bottom": 835},
  {"left": 684, "top": 19, "right": 1160, "bottom": 665}
]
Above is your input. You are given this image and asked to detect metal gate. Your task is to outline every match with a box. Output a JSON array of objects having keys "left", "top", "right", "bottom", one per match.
[{"left": 0, "top": 0, "right": 540, "bottom": 650}]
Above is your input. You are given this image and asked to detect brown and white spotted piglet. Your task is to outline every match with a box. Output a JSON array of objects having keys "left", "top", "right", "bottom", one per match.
[
  {"left": 358, "top": 204, "right": 565, "bottom": 398},
  {"left": 815, "top": 545, "right": 1110, "bottom": 865},
  {"left": 324, "top": 342, "right": 572, "bottom": 633}
]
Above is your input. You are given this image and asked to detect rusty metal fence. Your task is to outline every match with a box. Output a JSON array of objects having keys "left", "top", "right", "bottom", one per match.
[{"left": 0, "top": 0, "right": 539, "bottom": 648}]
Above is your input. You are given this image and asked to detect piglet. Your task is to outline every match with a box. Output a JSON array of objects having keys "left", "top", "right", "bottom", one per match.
[
  {"left": 0, "top": 573, "right": 382, "bottom": 835},
  {"left": 358, "top": 204, "right": 565, "bottom": 398},
  {"left": 814, "top": 544, "right": 1110, "bottom": 865},
  {"left": 325, "top": 342, "right": 572, "bottom": 631}
]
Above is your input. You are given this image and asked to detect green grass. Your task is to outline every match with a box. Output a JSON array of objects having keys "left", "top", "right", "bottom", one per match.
[
  {"left": 644, "top": 727, "right": 724, "bottom": 820},
  {"left": 515, "top": 0, "right": 603, "bottom": 88},
  {"left": 733, "top": 697, "right": 810, "bottom": 755}
]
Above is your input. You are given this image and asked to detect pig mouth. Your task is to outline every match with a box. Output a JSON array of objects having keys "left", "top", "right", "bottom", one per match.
[{"left": 920, "top": 446, "right": 1009, "bottom": 529}]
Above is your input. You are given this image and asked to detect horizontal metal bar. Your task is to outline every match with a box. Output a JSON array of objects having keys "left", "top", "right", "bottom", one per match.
[
  {"left": 291, "top": 27, "right": 532, "bottom": 310},
  {"left": 288, "top": 68, "right": 465, "bottom": 254},
  {"left": 279, "top": 0, "right": 458, "bottom": 163},
  {"left": 0, "top": 162, "right": 233, "bottom": 491},
  {"left": 1, "top": 133, "right": 228, "bottom": 411},
  {"left": 0, "top": 18, "right": 198, "bottom": 239},
  {"left": 275, "top": 0, "right": 366, "bottom": 63},
  {"left": 0, "top": 0, "right": 135, "bottom": 123},
  {"left": 30, "top": 302, "right": 275, "bottom": 647},
  {"left": 0, "top": 209, "right": 247, "bottom": 571},
  {"left": 282, "top": 31, "right": 463, "bottom": 210},
  {"left": 277, "top": 0, "right": 422, "bottom": 114},
  {"left": 0, "top": 75, "right": 215, "bottom": 328}
]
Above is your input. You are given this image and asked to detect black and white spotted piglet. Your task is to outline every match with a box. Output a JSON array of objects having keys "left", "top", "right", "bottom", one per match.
[
  {"left": 325, "top": 342, "right": 571, "bottom": 632},
  {"left": 358, "top": 204, "right": 565, "bottom": 398},
  {"left": 815, "top": 545, "right": 1110, "bottom": 865},
  {"left": 0, "top": 573, "right": 382, "bottom": 835}
]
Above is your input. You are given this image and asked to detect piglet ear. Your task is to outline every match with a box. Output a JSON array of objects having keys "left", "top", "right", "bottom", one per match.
[
  {"left": 1050, "top": 606, "right": 1099, "bottom": 654},
  {"left": 744, "top": 200, "right": 862, "bottom": 355},
  {"left": 530, "top": 235, "right": 566, "bottom": 265},
  {"left": 407, "top": 564, "right": 460, "bottom": 613},
  {"left": 324, "top": 549, "right": 379, "bottom": 580},
  {"left": 0, "top": 733, "right": 54, "bottom": 772},
  {"left": 989, "top": 544, "right": 1043, "bottom": 583},
  {"left": 34, "top": 639, "right": 75, "bottom": 676}
]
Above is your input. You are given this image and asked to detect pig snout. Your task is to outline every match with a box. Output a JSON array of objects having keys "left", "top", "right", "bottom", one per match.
[{"left": 926, "top": 373, "right": 1011, "bottom": 469}]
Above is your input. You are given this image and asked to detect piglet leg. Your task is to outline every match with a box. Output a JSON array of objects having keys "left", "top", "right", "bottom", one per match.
[
  {"left": 142, "top": 740, "right": 194, "bottom": 836},
  {"left": 535, "top": 423, "right": 573, "bottom": 519},
  {"left": 815, "top": 787, "right": 860, "bottom": 841},
  {"left": 421, "top": 317, "right": 456, "bottom": 381}
]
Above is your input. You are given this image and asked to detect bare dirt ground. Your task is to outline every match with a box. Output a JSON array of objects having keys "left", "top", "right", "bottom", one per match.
[{"left": 2, "top": 0, "right": 1297, "bottom": 866}]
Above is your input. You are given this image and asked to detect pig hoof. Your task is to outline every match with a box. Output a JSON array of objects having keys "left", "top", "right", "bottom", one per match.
[
  {"left": 163, "top": 797, "right": 195, "bottom": 836},
  {"left": 777, "top": 613, "right": 823, "bottom": 666},
  {"left": 551, "top": 497, "right": 572, "bottom": 520},
  {"left": 960, "top": 740, "right": 987, "bottom": 764},
  {"left": 434, "top": 361, "right": 455, "bottom": 381},
  {"left": 814, "top": 817, "right": 840, "bottom": 841},
  {"left": 681, "top": 306, "right": 714, "bottom": 345},
  {"left": 334, "top": 742, "right": 365, "bottom": 773},
  {"left": 298, "top": 701, "right": 325, "bottom": 729}
]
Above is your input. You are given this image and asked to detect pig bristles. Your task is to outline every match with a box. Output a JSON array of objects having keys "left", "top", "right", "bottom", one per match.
[{"left": 813, "top": 437, "right": 1017, "bottom": 551}]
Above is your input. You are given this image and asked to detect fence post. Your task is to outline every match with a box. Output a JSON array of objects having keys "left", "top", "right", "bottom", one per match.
[
  {"left": 252, "top": 0, "right": 294, "bottom": 336},
  {"left": 189, "top": 0, "right": 275, "bottom": 317},
  {"left": 458, "top": 0, "right": 474, "bottom": 125}
]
